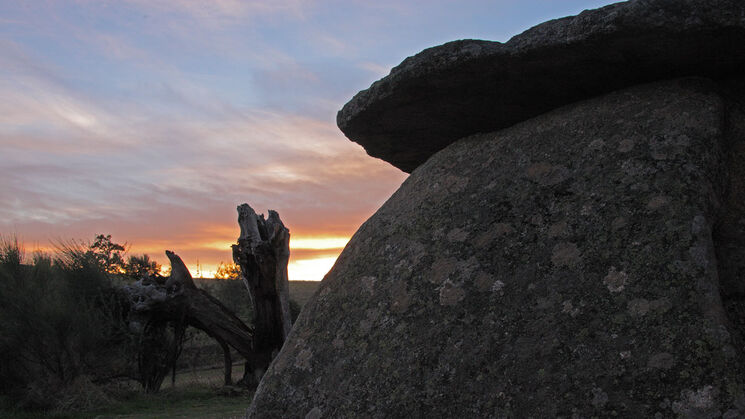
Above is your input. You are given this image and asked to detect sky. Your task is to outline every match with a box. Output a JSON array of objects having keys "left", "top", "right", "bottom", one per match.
[{"left": 0, "top": 0, "right": 619, "bottom": 280}]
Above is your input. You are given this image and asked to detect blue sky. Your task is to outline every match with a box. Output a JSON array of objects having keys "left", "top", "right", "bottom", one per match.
[{"left": 0, "top": 0, "right": 619, "bottom": 279}]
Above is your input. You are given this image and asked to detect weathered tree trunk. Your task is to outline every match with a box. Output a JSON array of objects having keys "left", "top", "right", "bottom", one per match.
[
  {"left": 123, "top": 204, "right": 293, "bottom": 391},
  {"left": 232, "top": 204, "right": 292, "bottom": 387},
  {"left": 124, "top": 250, "right": 254, "bottom": 391},
  {"left": 137, "top": 319, "right": 181, "bottom": 393},
  {"left": 219, "top": 340, "right": 232, "bottom": 385}
]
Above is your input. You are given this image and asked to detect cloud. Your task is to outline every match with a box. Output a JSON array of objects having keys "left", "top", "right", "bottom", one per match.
[
  {"left": 120, "top": 0, "right": 312, "bottom": 25},
  {"left": 0, "top": 36, "right": 405, "bottom": 279},
  {"left": 7, "top": 0, "right": 628, "bottom": 280}
]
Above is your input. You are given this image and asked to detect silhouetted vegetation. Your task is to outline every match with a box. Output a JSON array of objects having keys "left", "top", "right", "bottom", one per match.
[
  {"left": 87, "top": 234, "right": 128, "bottom": 274},
  {"left": 0, "top": 236, "right": 137, "bottom": 412},
  {"left": 125, "top": 253, "right": 161, "bottom": 279},
  {"left": 0, "top": 234, "right": 315, "bottom": 416},
  {"left": 214, "top": 261, "right": 241, "bottom": 280}
]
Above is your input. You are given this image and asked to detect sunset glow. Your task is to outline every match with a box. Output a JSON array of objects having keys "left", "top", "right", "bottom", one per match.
[
  {"left": 288, "top": 256, "right": 340, "bottom": 283},
  {"left": 290, "top": 237, "right": 349, "bottom": 250},
  {"left": 181, "top": 235, "right": 349, "bottom": 281},
  {"left": 0, "top": 0, "right": 617, "bottom": 282}
]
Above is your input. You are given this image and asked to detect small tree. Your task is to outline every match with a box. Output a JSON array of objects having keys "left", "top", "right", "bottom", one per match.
[
  {"left": 215, "top": 261, "right": 240, "bottom": 280},
  {"left": 88, "top": 234, "right": 127, "bottom": 274},
  {"left": 125, "top": 254, "right": 160, "bottom": 279}
]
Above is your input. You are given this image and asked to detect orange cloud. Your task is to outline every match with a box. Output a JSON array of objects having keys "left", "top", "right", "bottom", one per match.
[
  {"left": 128, "top": 232, "right": 350, "bottom": 282},
  {"left": 0, "top": 0, "right": 414, "bottom": 282}
]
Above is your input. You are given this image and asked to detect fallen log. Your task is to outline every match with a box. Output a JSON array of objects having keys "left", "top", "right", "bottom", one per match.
[
  {"left": 124, "top": 251, "right": 254, "bottom": 391},
  {"left": 122, "top": 204, "right": 293, "bottom": 390}
]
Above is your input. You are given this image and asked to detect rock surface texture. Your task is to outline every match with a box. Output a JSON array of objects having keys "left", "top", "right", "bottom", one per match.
[
  {"left": 251, "top": 77, "right": 745, "bottom": 417},
  {"left": 338, "top": 0, "right": 745, "bottom": 173},
  {"left": 249, "top": 0, "right": 745, "bottom": 417}
]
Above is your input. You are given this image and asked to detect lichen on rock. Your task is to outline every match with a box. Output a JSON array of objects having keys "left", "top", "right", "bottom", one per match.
[
  {"left": 248, "top": 77, "right": 745, "bottom": 417},
  {"left": 337, "top": 0, "right": 745, "bottom": 173},
  {"left": 247, "top": 0, "right": 745, "bottom": 416}
]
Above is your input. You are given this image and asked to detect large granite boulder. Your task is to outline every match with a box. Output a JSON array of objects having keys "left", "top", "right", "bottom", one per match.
[
  {"left": 338, "top": 0, "right": 745, "bottom": 173},
  {"left": 249, "top": 77, "right": 745, "bottom": 417},
  {"left": 248, "top": 0, "right": 745, "bottom": 416}
]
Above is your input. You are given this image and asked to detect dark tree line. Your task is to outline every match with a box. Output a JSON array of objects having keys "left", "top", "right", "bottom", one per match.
[{"left": 0, "top": 236, "right": 137, "bottom": 409}]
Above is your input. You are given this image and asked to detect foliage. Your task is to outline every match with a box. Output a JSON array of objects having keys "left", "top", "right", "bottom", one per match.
[
  {"left": 214, "top": 261, "right": 240, "bottom": 280},
  {"left": 58, "top": 234, "right": 160, "bottom": 280},
  {"left": 125, "top": 254, "right": 161, "bottom": 279},
  {"left": 0, "top": 236, "right": 137, "bottom": 411},
  {"left": 87, "top": 234, "right": 128, "bottom": 274},
  {"left": 0, "top": 233, "right": 308, "bottom": 414}
]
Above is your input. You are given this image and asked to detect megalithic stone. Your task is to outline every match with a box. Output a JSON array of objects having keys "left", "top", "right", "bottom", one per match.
[
  {"left": 338, "top": 0, "right": 745, "bottom": 173},
  {"left": 249, "top": 0, "right": 745, "bottom": 416},
  {"left": 249, "top": 78, "right": 745, "bottom": 417}
]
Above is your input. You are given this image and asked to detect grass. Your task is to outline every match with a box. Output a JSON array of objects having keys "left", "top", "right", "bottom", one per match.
[
  {"left": 289, "top": 280, "right": 320, "bottom": 306},
  {"left": 0, "top": 267, "right": 315, "bottom": 418},
  {"left": 92, "top": 366, "right": 253, "bottom": 418},
  {"left": 87, "top": 384, "right": 252, "bottom": 418},
  {"left": 0, "top": 366, "right": 253, "bottom": 419},
  {"left": 88, "top": 282, "right": 318, "bottom": 418}
]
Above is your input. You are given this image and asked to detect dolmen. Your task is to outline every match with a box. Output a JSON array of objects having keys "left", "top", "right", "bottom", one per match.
[{"left": 249, "top": 0, "right": 745, "bottom": 417}]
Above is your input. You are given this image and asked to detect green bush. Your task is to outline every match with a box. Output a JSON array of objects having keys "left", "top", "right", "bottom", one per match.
[{"left": 0, "top": 236, "right": 136, "bottom": 410}]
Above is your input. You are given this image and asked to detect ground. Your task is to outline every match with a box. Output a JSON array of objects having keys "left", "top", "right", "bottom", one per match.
[{"left": 0, "top": 280, "right": 320, "bottom": 418}]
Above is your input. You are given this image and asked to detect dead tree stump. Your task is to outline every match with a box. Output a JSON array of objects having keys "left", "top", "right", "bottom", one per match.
[
  {"left": 124, "top": 251, "right": 254, "bottom": 391},
  {"left": 123, "top": 204, "right": 293, "bottom": 390},
  {"left": 232, "top": 203, "right": 293, "bottom": 387}
]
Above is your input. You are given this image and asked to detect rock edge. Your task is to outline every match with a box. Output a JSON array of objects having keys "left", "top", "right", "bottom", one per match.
[{"left": 337, "top": 0, "right": 745, "bottom": 172}]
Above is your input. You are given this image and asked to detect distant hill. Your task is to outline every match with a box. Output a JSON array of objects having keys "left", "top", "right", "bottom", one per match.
[
  {"left": 289, "top": 281, "right": 320, "bottom": 307},
  {"left": 194, "top": 278, "right": 320, "bottom": 308}
]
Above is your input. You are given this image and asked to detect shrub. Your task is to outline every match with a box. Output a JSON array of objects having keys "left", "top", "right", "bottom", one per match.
[{"left": 0, "top": 236, "right": 137, "bottom": 410}]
